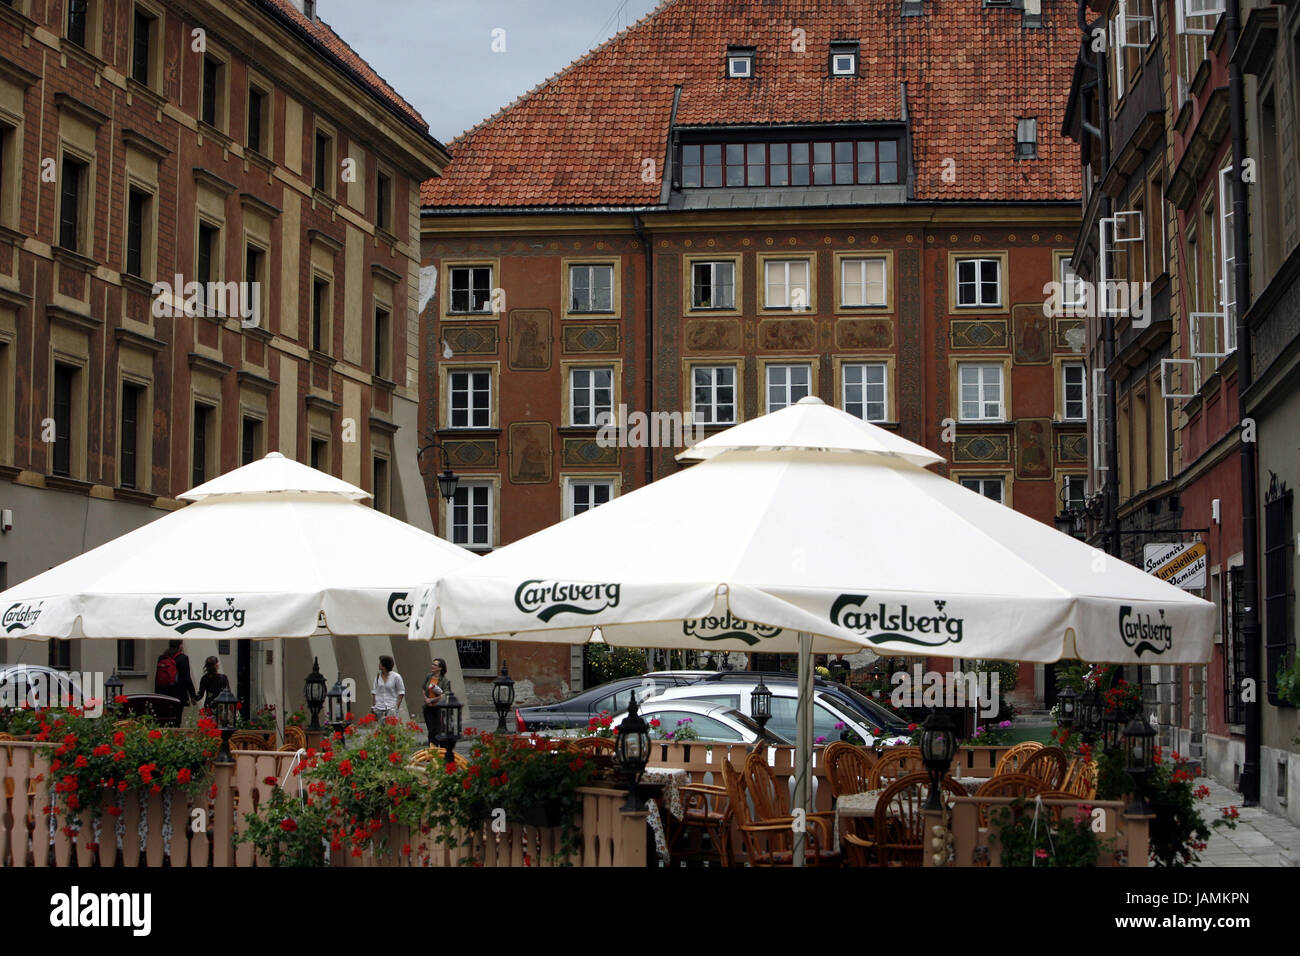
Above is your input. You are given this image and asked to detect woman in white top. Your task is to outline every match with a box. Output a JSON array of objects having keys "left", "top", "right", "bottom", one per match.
[{"left": 371, "top": 655, "right": 405, "bottom": 718}]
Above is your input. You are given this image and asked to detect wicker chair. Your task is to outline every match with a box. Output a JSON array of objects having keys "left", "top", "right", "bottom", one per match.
[
  {"left": 573, "top": 736, "right": 616, "bottom": 754},
  {"left": 1062, "top": 757, "right": 1098, "bottom": 799},
  {"left": 993, "top": 741, "right": 1042, "bottom": 776},
  {"left": 228, "top": 731, "right": 272, "bottom": 752},
  {"left": 1018, "top": 746, "right": 1069, "bottom": 789},
  {"left": 867, "top": 747, "right": 924, "bottom": 790},
  {"left": 282, "top": 725, "right": 307, "bottom": 751},
  {"left": 872, "top": 772, "right": 932, "bottom": 867},
  {"left": 723, "top": 754, "right": 840, "bottom": 866},
  {"left": 668, "top": 779, "right": 732, "bottom": 866},
  {"left": 825, "top": 743, "right": 874, "bottom": 798},
  {"left": 974, "top": 772, "right": 1046, "bottom": 826}
]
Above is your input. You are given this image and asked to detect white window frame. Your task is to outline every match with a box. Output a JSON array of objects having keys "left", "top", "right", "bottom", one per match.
[
  {"left": 831, "top": 52, "right": 856, "bottom": 76},
  {"left": 1092, "top": 367, "right": 1109, "bottom": 470},
  {"left": 764, "top": 258, "right": 811, "bottom": 310},
  {"left": 1062, "top": 474, "right": 1088, "bottom": 512},
  {"left": 960, "top": 476, "right": 1005, "bottom": 504},
  {"left": 1217, "top": 164, "right": 1237, "bottom": 353},
  {"left": 955, "top": 258, "right": 1001, "bottom": 308},
  {"left": 692, "top": 260, "right": 736, "bottom": 310},
  {"left": 842, "top": 362, "right": 888, "bottom": 423},
  {"left": 1063, "top": 362, "right": 1087, "bottom": 421},
  {"left": 449, "top": 265, "right": 493, "bottom": 314},
  {"left": 569, "top": 264, "right": 615, "bottom": 313},
  {"left": 727, "top": 54, "right": 753, "bottom": 78},
  {"left": 1176, "top": 0, "right": 1223, "bottom": 36},
  {"left": 1016, "top": 118, "right": 1038, "bottom": 159},
  {"left": 1060, "top": 257, "right": 1087, "bottom": 311},
  {"left": 1118, "top": 0, "right": 1156, "bottom": 50},
  {"left": 958, "top": 363, "right": 1004, "bottom": 422},
  {"left": 1098, "top": 211, "right": 1145, "bottom": 316},
  {"left": 448, "top": 369, "right": 492, "bottom": 429},
  {"left": 569, "top": 366, "right": 614, "bottom": 427},
  {"left": 563, "top": 477, "right": 616, "bottom": 519},
  {"left": 448, "top": 482, "right": 493, "bottom": 550},
  {"left": 765, "top": 363, "right": 812, "bottom": 413},
  {"left": 1160, "top": 358, "right": 1201, "bottom": 399},
  {"left": 840, "top": 257, "right": 887, "bottom": 307},
  {"left": 692, "top": 365, "right": 737, "bottom": 425}
]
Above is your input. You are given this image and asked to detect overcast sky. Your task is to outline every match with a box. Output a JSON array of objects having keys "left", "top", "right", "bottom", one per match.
[{"left": 320, "top": 0, "right": 665, "bottom": 144}]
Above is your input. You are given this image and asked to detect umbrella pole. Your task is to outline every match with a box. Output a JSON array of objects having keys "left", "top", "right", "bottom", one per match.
[{"left": 793, "top": 632, "right": 813, "bottom": 868}]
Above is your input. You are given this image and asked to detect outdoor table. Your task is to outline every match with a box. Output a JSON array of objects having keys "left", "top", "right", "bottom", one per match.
[
  {"left": 833, "top": 789, "right": 883, "bottom": 851},
  {"left": 640, "top": 767, "right": 689, "bottom": 863}
]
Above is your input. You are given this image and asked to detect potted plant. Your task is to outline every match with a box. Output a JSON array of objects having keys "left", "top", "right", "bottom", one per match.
[
  {"left": 1276, "top": 655, "right": 1300, "bottom": 708},
  {"left": 990, "top": 797, "right": 1110, "bottom": 867}
]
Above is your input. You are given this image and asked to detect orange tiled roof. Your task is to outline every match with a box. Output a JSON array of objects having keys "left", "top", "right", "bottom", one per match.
[
  {"left": 422, "top": 0, "right": 1081, "bottom": 208},
  {"left": 260, "top": 0, "right": 429, "bottom": 130}
]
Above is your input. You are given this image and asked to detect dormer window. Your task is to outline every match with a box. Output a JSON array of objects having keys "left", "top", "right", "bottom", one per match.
[
  {"left": 830, "top": 42, "right": 859, "bottom": 77},
  {"left": 1016, "top": 117, "right": 1038, "bottom": 159},
  {"left": 727, "top": 47, "right": 755, "bottom": 78}
]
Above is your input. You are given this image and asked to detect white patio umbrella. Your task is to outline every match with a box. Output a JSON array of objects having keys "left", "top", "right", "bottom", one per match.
[
  {"left": 1, "top": 453, "right": 476, "bottom": 642},
  {"left": 409, "top": 397, "right": 1214, "bottom": 863}
]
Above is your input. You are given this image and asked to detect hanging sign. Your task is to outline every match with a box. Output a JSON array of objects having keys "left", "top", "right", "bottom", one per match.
[{"left": 1143, "top": 541, "right": 1208, "bottom": 590}]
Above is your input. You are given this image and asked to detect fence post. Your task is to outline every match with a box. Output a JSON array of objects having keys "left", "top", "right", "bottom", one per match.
[
  {"left": 616, "top": 809, "right": 648, "bottom": 867},
  {"left": 212, "top": 761, "right": 235, "bottom": 867},
  {"left": 1121, "top": 811, "right": 1151, "bottom": 867}
]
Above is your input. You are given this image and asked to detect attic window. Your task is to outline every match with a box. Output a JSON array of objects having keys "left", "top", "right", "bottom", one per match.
[
  {"left": 984, "top": 0, "right": 1014, "bottom": 6},
  {"left": 727, "top": 48, "right": 755, "bottom": 78},
  {"left": 830, "top": 42, "right": 859, "bottom": 76},
  {"left": 1016, "top": 117, "right": 1038, "bottom": 158},
  {"left": 304, "top": 0, "right": 317, "bottom": 20}
]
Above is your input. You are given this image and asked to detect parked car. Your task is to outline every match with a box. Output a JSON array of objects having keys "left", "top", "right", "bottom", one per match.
[
  {"left": 612, "top": 699, "right": 791, "bottom": 746},
  {"left": 514, "top": 671, "right": 715, "bottom": 732},
  {"left": 0, "top": 664, "right": 84, "bottom": 709},
  {"left": 650, "top": 671, "right": 912, "bottom": 747}
]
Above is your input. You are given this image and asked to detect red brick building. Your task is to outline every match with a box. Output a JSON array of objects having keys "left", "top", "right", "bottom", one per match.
[{"left": 421, "top": 0, "right": 1083, "bottom": 709}]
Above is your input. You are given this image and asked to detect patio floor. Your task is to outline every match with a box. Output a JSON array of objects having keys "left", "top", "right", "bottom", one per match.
[{"left": 1193, "top": 776, "right": 1300, "bottom": 867}]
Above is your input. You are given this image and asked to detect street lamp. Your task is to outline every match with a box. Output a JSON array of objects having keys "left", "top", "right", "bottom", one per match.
[
  {"left": 750, "top": 676, "right": 772, "bottom": 741},
  {"left": 919, "top": 708, "right": 958, "bottom": 812},
  {"left": 1079, "top": 683, "right": 1103, "bottom": 742},
  {"left": 492, "top": 660, "right": 516, "bottom": 733},
  {"left": 325, "top": 674, "right": 349, "bottom": 736},
  {"left": 616, "top": 696, "right": 650, "bottom": 811},
  {"left": 434, "top": 686, "right": 464, "bottom": 764},
  {"left": 1055, "top": 483, "right": 1104, "bottom": 539},
  {"left": 304, "top": 657, "right": 328, "bottom": 732},
  {"left": 213, "top": 686, "right": 239, "bottom": 764},
  {"left": 417, "top": 433, "right": 461, "bottom": 503},
  {"left": 105, "top": 670, "right": 124, "bottom": 712},
  {"left": 1056, "top": 686, "right": 1078, "bottom": 731},
  {"left": 1123, "top": 715, "right": 1157, "bottom": 815},
  {"left": 829, "top": 657, "right": 850, "bottom": 685}
]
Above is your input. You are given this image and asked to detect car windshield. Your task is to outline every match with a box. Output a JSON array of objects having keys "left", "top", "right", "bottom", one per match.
[{"left": 721, "top": 708, "right": 791, "bottom": 745}]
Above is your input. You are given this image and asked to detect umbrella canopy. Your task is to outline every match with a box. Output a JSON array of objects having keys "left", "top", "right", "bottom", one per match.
[
  {"left": 411, "top": 400, "right": 1214, "bottom": 666},
  {"left": 1, "top": 453, "right": 476, "bottom": 640}
]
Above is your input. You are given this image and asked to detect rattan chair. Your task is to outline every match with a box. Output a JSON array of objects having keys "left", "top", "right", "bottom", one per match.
[
  {"left": 873, "top": 772, "right": 931, "bottom": 867},
  {"left": 573, "top": 736, "right": 616, "bottom": 754},
  {"left": 1061, "top": 757, "right": 1098, "bottom": 799},
  {"left": 724, "top": 753, "right": 840, "bottom": 866},
  {"left": 228, "top": 731, "right": 272, "bottom": 752},
  {"left": 1018, "top": 746, "right": 1069, "bottom": 789},
  {"left": 282, "top": 725, "right": 307, "bottom": 751},
  {"left": 867, "top": 746, "right": 924, "bottom": 790},
  {"left": 668, "top": 779, "right": 732, "bottom": 866},
  {"left": 825, "top": 742, "right": 874, "bottom": 799},
  {"left": 974, "top": 772, "right": 1046, "bottom": 826},
  {"left": 993, "top": 741, "right": 1042, "bottom": 776}
]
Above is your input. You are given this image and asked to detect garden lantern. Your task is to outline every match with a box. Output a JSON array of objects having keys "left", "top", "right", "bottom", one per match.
[
  {"left": 1123, "top": 715, "right": 1157, "bottom": 815},
  {"left": 1056, "top": 686, "right": 1078, "bottom": 731},
  {"left": 434, "top": 686, "right": 464, "bottom": 763},
  {"left": 325, "top": 674, "right": 349, "bottom": 735},
  {"left": 919, "top": 708, "right": 958, "bottom": 812},
  {"left": 1079, "top": 684, "right": 1103, "bottom": 741},
  {"left": 1101, "top": 699, "right": 1126, "bottom": 753},
  {"left": 104, "top": 670, "right": 124, "bottom": 710},
  {"left": 829, "top": 657, "right": 850, "bottom": 685},
  {"left": 492, "top": 660, "right": 515, "bottom": 733},
  {"left": 304, "top": 657, "right": 328, "bottom": 732},
  {"left": 750, "top": 676, "right": 772, "bottom": 737},
  {"left": 616, "top": 695, "right": 651, "bottom": 811},
  {"left": 436, "top": 469, "right": 460, "bottom": 502},
  {"left": 214, "top": 686, "right": 239, "bottom": 764}
]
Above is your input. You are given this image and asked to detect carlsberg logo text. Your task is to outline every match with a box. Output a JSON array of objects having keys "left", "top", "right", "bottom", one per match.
[
  {"left": 681, "top": 611, "right": 783, "bottom": 646},
  {"left": 1119, "top": 605, "right": 1172, "bottom": 656},
  {"left": 387, "top": 592, "right": 412, "bottom": 624},
  {"left": 3, "top": 600, "right": 43, "bottom": 633},
  {"left": 830, "top": 594, "right": 964, "bottom": 647},
  {"left": 514, "top": 580, "right": 621, "bottom": 623},
  {"left": 154, "top": 597, "right": 247, "bottom": 634}
]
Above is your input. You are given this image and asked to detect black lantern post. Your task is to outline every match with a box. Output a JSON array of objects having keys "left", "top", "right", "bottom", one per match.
[
  {"left": 304, "top": 657, "right": 328, "bottom": 732},
  {"left": 1123, "top": 715, "right": 1157, "bottom": 815},
  {"left": 1056, "top": 686, "right": 1078, "bottom": 732},
  {"left": 492, "top": 661, "right": 516, "bottom": 733},
  {"left": 919, "top": 708, "right": 958, "bottom": 812},
  {"left": 104, "top": 670, "right": 124, "bottom": 712},
  {"left": 829, "top": 657, "right": 850, "bottom": 685},
  {"left": 1079, "top": 684, "right": 1102, "bottom": 743},
  {"left": 213, "top": 686, "right": 239, "bottom": 763},
  {"left": 417, "top": 433, "right": 461, "bottom": 503},
  {"left": 616, "top": 696, "right": 650, "bottom": 811},
  {"left": 325, "top": 675, "right": 349, "bottom": 736},
  {"left": 434, "top": 686, "right": 464, "bottom": 764},
  {"left": 750, "top": 676, "right": 772, "bottom": 741}
]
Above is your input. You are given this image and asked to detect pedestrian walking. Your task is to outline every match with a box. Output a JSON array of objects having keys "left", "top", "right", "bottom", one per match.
[
  {"left": 196, "top": 656, "right": 231, "bottom": 711},
  {"left": 421, "top": 657, "right": 449, "bottom": 745},
  {"left": 155, "top": 639, "right": 198, "bottom": 727},
  {"left": 371, "top": 655, "right": 405, "bottom": 719}
]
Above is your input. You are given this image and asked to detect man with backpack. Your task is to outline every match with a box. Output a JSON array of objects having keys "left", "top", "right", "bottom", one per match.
[{"left": 155, "top": 640, "right": 198, "bottom": 726}]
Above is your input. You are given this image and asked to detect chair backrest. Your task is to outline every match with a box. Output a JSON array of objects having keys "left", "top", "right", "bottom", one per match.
[
  {"left": 868, "top": 747, "right": 924, "bottom": 790},
  {"left": 974, "top": 772, "right": 1046, "bottom": 826},
  {"left": 721, "top": 757, "right": 751, "bottom": 828},
  {"left": 825, "top": 743, "right": 873, "bottom": 798},
  {"left": 1062, "top": 757, "right": 1098, "bottom": 799},
  {"left": 993, "top": 741, "right": 1042, "bottom": 776},
  {"left": 229, "top": 731, "right": 271, "bottom": 752},
  {"left": 742, "top": 750, "right": 788, "bottom": 819},
  {"left": 282, "top": 725, "right": 307, "bottom": 751},
  {"left": 573, "top": 736, "right": 616, "bottom": 753},
  {"left": 1018, "top": 746, "right": 1068, "bottom": 789},
  {"left": 873, "top": 772, "right": 931, "bottom": 866}
]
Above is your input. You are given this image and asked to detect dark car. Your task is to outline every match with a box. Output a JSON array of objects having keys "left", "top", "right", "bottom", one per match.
[{"left": 515, "top": 671, "right": 713, "bottom": 732}]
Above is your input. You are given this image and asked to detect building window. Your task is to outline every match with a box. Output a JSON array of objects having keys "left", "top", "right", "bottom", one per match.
[
  {"left": 244, "top": 244, "right": 265, "bottom": 327},
  {"left": 52, "top": 363, "right": 76, "bottom": 477},
  {"left": 692, "top": 366, "right": 736, "bottom": 425},
  {"left": 764, "top": 258, "right": 811, "bottom": 310},
  {"left": 569, "top": 264, "right": 614, "bottom": 313},
  {"left": 449, "top": 369, "right": 491, "bottom": 428},
  {"left": 314, "top": 129, "right": 333, "bottom": 193},
  {"left": 375, "top": 170, "right": 392, "bottom": 232},
  {"left": 120, "top": 382, "right": 144, "bottom": 489},
  {"left": 131, "top": 8, "right": 154, "bottom": 85},
  {"left": 840, "top": 257, "right": 887, "bottom": 307},
  {"left": 0, "top": 123, "right": 14, "bottom": 229},
  {"left": 196, "top": 221, "right": 219, "bottom": 313},
  {"left": 1225, "top": 565, "right": 1246, "bottom": 723},
  {"left": 681, "top": 138, "right": 899, "bottom": 188},
  {"left": 48, "top": 640, "right": 71, "bottom": 671},
  {"left": 247, "top": 85, "right": 268, "bottom": 153},
  {"left": 241, "top": 416, "right": 261, "bottom": 466},
  {"left": 1217, "top": 163, "right": 1237, "bottom": 347},
  {"left": 125, "top": 187, "right": 150, "bottom": 278},
  {"left": 1015, "top": 118, "right": 1038, "bottom": 159},
  {"left": 958, "top": 363, "right": 1004, "bottom": 421},
  {"left": 843, "top": 363, "right": 888, "bottom": 422},
  {"left": 59, "top": 155, "right": 88, "bottom": 253},
  {"left": 192, "top": 403, "right": 214, "bottom": 486},
  {"left": 201, "top": 56, "right": 223, "bottom": 128},
  {"left": 450, "top": 483, "right": 492, "bottom": 549},
  {"left": 727, "top": 49, "right": 754, "bottom": 78},
  {"left": 116, "top": 639, "right": 137, "bottom": 673},
  {"left": 960, "top": 476, "right": 1005, "bottom": 504},
  {"left": 66, "top": 0, "right": 89, "bottom": 47},
  {"left": 566, "top": 479, "right": 614, "bottom": 518},
  {"left": 1060, "top": 256, "right": 1086, "bottom": 310},
  {"left": 955, "top": 257, "right": 1001, "bottom": 307},
  {"left": 1264, "top": 484, "right": 1294, "bottom": 705},
  {"left": 830, "top": 42, "right": 859, "bottom": 76},
  {"left": 691, "top": 261, "right": 735, "bottom": 310},
  {"left": 311, "top": 278, "right": 329, "bottom": 352},
  {"left": 372, "top": 456, "right": 390, "bottom": 514},
  {"left": 766, "top": 363, "right": 811, "bottom": 413},
  {"left": 1062, "top": 474, "right": 1087, "bottom": 512},
  {"left": 449, "top": 266, "right": 493, "bottom": 313},
  {"left": 373, "top": 306, "right": 391, "bottom": 380},
  {"left": 570, "top": 367, "right": 613, "bottom": 426},
  {"left": 310, "top": 437, "right": 328, "bottom": 472},
  {"left": 1063, "top": 362, "right": 1087, "bottom": 421}
]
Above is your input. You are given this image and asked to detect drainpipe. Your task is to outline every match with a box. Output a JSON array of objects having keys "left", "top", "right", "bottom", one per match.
[
  {"left": 1225, "top": 0, "right": 1260, "bottom": 806},
  {"left": 632, "top": 213, "right": 653, "bottom": 489}
]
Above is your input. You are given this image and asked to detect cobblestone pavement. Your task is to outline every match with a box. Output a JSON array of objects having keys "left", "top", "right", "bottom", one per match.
[{"left": 1194, "top": 776, "right": 1300, "bottom": 867}]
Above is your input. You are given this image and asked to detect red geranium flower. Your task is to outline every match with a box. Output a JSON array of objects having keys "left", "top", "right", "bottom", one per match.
[
  {"left": 92, "top": 744, "right": 111, "bottom": 758},
  {"left": 113, "top": 751, "right": 125, "bottom": 762},
  {"left": 357, "top": 749, "right": 368, "bottom": 761},
  {"left": 389, "top": 753, "right": 401, "bottom": 765},
  {"left": 462, "top": 777, "right": 472, "bottom": 790},
  {"left": 118, "top": 781, "right": 129, "bottom": 793},
  {"left": 264, "top": 775, "right": 279, "bottom": 786},
  {"left": 176, "top": 768, "right": 192, "bottom": 784},
  {"left": 148, "top": 729, "right": 162, "bottom": 741},
  {"left": 112, "top": 731, "right": 126, "bottom": 747},
  {"left": 107, "top": 806, "right": 122, "bottom": 817},
  {"left": 339, "top": 760, "right": 353, "bottom": 777},
  {"left": 73, "top": 755, "right": 88, "bottom": 768},
  {"left": 280, "top": 818, "right": 298, "bottom": 833}
]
